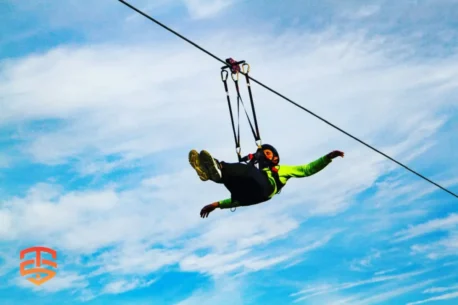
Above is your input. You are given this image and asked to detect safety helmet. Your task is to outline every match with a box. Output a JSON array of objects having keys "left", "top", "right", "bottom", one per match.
[{"left": 260, "top": 144, "right": 280, "bottom": 165}]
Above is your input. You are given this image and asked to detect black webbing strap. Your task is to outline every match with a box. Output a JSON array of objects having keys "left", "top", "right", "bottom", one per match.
[
  {"left": 221, "top": 58, "right": 262, "bottom": 160},
  {"left": 241, "top": 63, "right": 261, "bottom": 143},
  {"left": 233, "top": 77, "right": 259, "bottom": 143},
  {"left": 221, "top": 69, "right": 241, "bottom": 161}
]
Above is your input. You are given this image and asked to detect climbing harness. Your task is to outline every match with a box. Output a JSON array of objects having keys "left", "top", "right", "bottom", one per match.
[
  {"left": 270, "top": 166, "right": 286, "bottom": 194},
  {"left": 221, "top": 58, "right": 262, "bottom": 162}
]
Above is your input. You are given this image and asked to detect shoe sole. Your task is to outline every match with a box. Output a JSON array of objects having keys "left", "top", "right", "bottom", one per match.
[
  {"left": 199, "top": 150, "right": 221, "bottom": 182},
  {"left": 189, "top": 150, "right": 208, "bottom": 181}
]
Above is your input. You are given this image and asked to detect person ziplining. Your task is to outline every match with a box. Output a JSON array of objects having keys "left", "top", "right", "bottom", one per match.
[
  {"left": 188, "top": 59, "right": 345, "bottom": 218},
  {"left": 118, "top": 1, "right": 458, "bottom": 220}
]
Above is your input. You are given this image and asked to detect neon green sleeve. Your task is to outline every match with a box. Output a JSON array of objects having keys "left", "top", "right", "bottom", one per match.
[
  {"left": 279, "top": 155, "right": 332, "bottom": 179},
  {"left": 219, "top": 197, "right": 265, "bottom": 209},
  {"left": 218, "top": 198, "right": 239, "bottom": 209}
]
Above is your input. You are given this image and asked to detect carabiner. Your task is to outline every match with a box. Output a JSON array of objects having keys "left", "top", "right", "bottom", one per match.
[
  {"left": 231, "top": 70, "right": 239, "bottom": 82},
  {"left": 221, "top": 69, "right": 228, "bottom": 82},
  {"left": 242, "top": 63, "right": 250, "bottom": 74}
]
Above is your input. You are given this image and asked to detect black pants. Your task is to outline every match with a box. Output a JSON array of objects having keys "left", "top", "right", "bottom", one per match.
[{"left": 219, "top": 162, "right": 274, "bottom": 205}]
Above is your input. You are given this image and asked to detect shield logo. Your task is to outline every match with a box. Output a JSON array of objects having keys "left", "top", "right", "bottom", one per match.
[{"left": 20, "top": 246, "right": 58, "bottom": 285}]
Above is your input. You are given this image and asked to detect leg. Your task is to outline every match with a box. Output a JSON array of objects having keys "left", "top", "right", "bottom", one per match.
[
  {"left": 220, "top": 162, "right": 274, "bottom": 204},
  {"left": 199, "top": 150, "right": 274, "bottom": 204}
]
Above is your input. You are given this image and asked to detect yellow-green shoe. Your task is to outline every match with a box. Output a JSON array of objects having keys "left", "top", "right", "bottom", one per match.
[
  {"left": 189, "top": 149, "right": 208, "bottom": 181},
  {"left": 199, "top": 150, "right": 222, "bottom": 182}
]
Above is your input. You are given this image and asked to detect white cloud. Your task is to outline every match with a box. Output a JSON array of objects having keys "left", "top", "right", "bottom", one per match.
[
  {"left": 0, "top": 209, "right": 13, "bottom": 237},
  {"left": 354, "top": 279, "right": 439, "bottom": 305},
  {"left": 349, "top": 249, "right": 381, "bottom": 272},
  {"left": 408, "top": 291, "right": 458, "bottom": 305},
  {"left": 374, "top": 268, "right": 397, "bottom": 276},
  {"left": 303, "top": 276, "right": 449, "bottom": 305},
  {"left": 0, "top": 184, "right": 121, "bottom": 246},
  {"left": 292, "top": 270, "right": 430, "bottom": 302},
  {"left": 423, "top": 284, "right": 458, "bottom": 294},
  {"left": 181, "top": 232, "right": 335, "bottom": 277},
  {"left": 1, "top": 29, "right": 457, "bottom": 171},
  {"left": 15, "top": 271, "right": 88, "bottom": 293},
  {"left": 394, "top": 214, "right": 458, "bottom": 242},
  {"left": 175, "top": 278, "right": 244, "bottom": 305},
  {"left": 343, "top": 5, "right": 380, "bottom": 19},
  {"left": 101, "top": 278, "right": 157, "bottom": 294},
  {"left": 0, "top": 248, "right": 18, "bottom": 277},
  {"left": 410, "top": 231, "right": 458, "bottom": 260},
  {"left": 88, "top": 244, "right": 186, "bottom": 277},
  {"left": 182, "top": 0, "right": 237, "bottom": 19}
]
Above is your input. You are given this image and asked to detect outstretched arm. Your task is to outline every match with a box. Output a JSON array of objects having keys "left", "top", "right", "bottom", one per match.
[
  {"left": 200, "top": 198, "right": 236, "bottom": 218},
  {"left": 281, "top": 150, "right": 344, "bottom": 178},
  {"left": 281, "top": 156, "right": 331, "bottom": 178},
  {"left": 200, "top": 197, "right": 264, "bottom": 218},
  {"left": 218, "top": 198, "right": 237, "bottom": 209}
]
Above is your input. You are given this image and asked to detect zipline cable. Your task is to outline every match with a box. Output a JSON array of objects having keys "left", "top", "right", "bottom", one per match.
[{"left": 117, "top": 0, "right": 458, "bottom": 199}]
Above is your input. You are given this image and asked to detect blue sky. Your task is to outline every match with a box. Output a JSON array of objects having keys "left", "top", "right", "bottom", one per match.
[{"left": 1, "top": 0, "right": 458, "bottom": 304}]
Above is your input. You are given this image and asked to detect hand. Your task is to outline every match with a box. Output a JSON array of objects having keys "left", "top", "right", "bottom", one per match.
[
  {"left": 326, "top": 150, "right": 344, "bottom": 159},
  {"left": 200, "top": 202, "right": 219, "bottom": 218}
]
